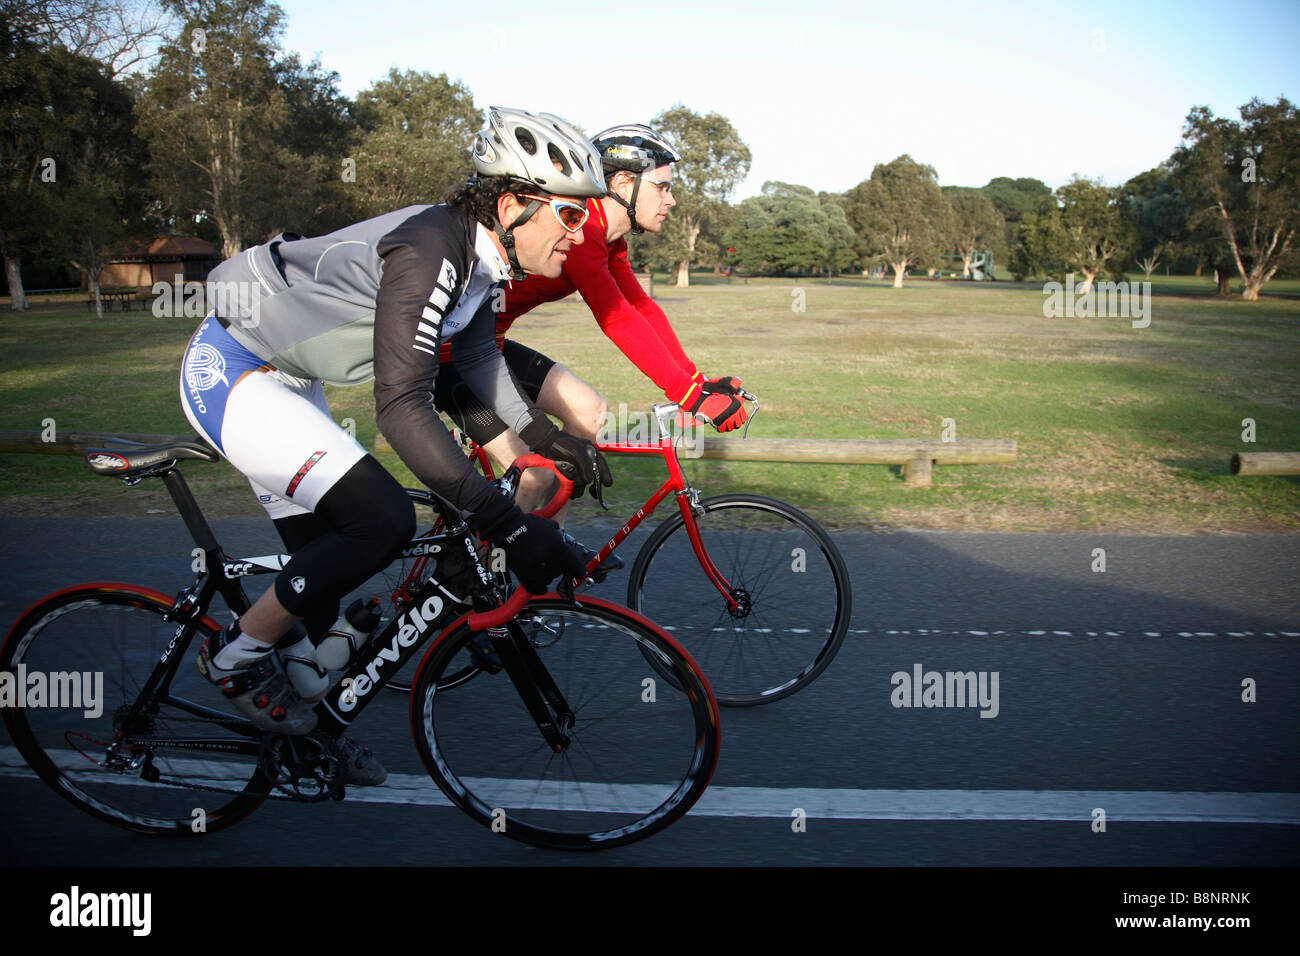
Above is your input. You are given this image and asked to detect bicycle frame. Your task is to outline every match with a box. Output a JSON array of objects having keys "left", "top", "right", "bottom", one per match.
[
  {"left": 580, "top": 403, "right": 743, "bottom": 612},
  {"left": 97, "top": 454, "right": 578, "bottom": 764}
]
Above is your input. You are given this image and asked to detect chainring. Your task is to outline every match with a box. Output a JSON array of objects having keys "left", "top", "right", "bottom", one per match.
[{"left": 259, "top": 731, "right": 346, "bottom": 802}]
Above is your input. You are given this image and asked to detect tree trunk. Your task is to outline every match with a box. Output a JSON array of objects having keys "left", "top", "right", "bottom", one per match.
[
  {"left": 1216, "top": 271, "right": 1232, "bottom": 296},
  {"left": 961, "top": 253, "right": 972, "bottom": 278},
  {"left": 5, "top": 256, "right": 27, "bottom": 311},
  {"left": 72, "top": 259, "right": 105, "bottom": 319},
  {"left": 674, "top": 218, "right": 702, "bottom": 288},
  {"left": 672, "top": 260, "right": 689, "bottom": 287},
  {"left": 891, "top": 262, "right": 905, "bottom": 288},
  {"left": 1242, "top": 262, "right": 1276, "bottom": 301},
  {"left": 88, "top": 274, "right": 103, "bottom": 319},
  {"left": 1194, "top": 263, "right": 1202, "bottom": 277},
  {"left": 1077, "top": 271, "right": 1096, "bottom": 295}
]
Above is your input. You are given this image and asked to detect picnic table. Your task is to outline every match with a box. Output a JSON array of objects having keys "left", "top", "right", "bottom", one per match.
[{"left": 86, "top": 289, "right": 144, "bottom": 312}]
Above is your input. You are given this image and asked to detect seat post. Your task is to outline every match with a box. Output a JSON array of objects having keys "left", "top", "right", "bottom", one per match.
[{"left": 160, "top": 466, "right": 221, "bottom": 553}]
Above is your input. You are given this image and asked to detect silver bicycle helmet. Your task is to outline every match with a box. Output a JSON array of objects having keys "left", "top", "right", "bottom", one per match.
[
  {"left": 591, "top": 123, "right": 681, "bottom": 233},
  {"left": 472, "top": 107, "right": 606, "bottom": 198},
  {"left": 470, "top": 107, "right": 605, "bottom": 279}
]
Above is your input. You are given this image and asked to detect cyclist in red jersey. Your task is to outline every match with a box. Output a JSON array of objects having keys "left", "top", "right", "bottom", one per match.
[{"left": 434, "top": 124, "right": 747, "bottom": 548}]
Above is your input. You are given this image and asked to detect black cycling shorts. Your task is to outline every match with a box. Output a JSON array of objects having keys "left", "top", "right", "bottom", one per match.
[{"left": 434, "top": 340, "right": 555, "bottom": 446}]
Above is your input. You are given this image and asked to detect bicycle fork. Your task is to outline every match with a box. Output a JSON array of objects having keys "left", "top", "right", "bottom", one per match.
[
  {"left": 485, "top": 620, "right": 575, "bottom": 753},
  {"left": 677, "top": 490, "right": 750, "bottom": 618}
]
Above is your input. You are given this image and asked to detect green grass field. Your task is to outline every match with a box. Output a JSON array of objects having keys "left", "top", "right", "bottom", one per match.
[{"left": 2, "top": 274, "right": 1297, "bottom": 532}]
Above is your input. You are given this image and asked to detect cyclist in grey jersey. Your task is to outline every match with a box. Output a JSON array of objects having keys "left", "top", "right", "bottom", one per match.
[
  {"left": 185, "top": 109, "right": 614, "bottom": 767},
  {"left": 204, "top": 202, "right": 559, "bottom": 521}
]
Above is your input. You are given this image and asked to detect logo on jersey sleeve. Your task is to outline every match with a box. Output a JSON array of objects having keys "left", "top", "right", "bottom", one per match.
[{"left": 412, "top": 258, "right": 458, "bottom": 357}]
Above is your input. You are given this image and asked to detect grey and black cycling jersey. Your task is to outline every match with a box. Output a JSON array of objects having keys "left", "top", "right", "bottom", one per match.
[{"left": 205, "top": 204, "right": 552, "bottom": 518}]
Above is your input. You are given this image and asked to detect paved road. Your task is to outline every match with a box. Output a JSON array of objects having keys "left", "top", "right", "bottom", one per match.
[{"left": 1, "top": 515, "right": 1296, "bottom": 866}]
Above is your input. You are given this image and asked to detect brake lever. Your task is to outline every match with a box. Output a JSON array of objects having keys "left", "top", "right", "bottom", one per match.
[{"left": 739, "top": 389, "right": 759, "bottom": 440}]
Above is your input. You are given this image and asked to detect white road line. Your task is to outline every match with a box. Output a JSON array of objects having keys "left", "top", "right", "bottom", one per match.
[
  {"left": 642, "top": 626, "right": 1298, "bottom": 638},
  {"left": 3, "top": 749, "right": 1296, "bottom": 823},
  {"left": 854, "top": 629, "right": 1300, "bottom": 638}
]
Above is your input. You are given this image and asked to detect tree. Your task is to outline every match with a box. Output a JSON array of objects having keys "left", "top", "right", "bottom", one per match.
[
  {"left": 982, "top": 176, "right": 1052, "bottom": 279},
  {"left": 1170, "top": 98, "right": 1299, "bottom": 300},
  {"left": 943, "top": 187, "right": 1004, "bottom": 277},
  {"left": 728, "top": 182, "right": 821, "bottom": 275},
  {"left": 38, "top": 46, "right": 148, "bottom": 316},
  {"left": 982, "top": 176, "right": 1053, "bottom": 224},
  {"left": 727, "top": 182, "right": 858, "bottom": 277},
  {"left": 348, "top": 69, "right": 479, "bottom": 220},
  {"left": 254, "top": 51, "right": 356, "bottom": 236},
  {"left": 1, "top": 18, "right": 47, "bottom": 309},
  {"left": 818, "top": 192, "right": 858, "bottom": 275},
  {"left": 9, "top": 0, "right": 172, "bottom": 77},
  {"left": 136, "top": 0, "right": 352, "bottom": 256},
  {"left": 844, "top": 155, "right": 951, "bottom": 288},
  {"left": 1121, "top": 165, "right": 1191, "bottom": 279},
  {"left": 1059, "top": 177, "right": 1137, "bottom": 292},
  {"left": 642, "top": 106, "right": 750, "bottom": 287},
  {"left": 1022, "top": 177, "right": 1136, "bottom": 294},
  {"left": 2, "top": 17, "right": 148, "bottom": 311}
]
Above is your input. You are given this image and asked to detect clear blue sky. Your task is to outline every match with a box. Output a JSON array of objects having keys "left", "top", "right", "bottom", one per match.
[{"left": 273, "top": 0, "right": 1298, "bottom": 200}]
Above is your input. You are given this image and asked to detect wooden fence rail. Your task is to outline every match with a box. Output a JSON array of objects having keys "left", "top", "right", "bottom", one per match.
[
  {"left": 1231, "top": 452, "right": 1300, "bottom": 476},
  {"left": 4, "top": 429, "right": 1017, "bottom": 487}
]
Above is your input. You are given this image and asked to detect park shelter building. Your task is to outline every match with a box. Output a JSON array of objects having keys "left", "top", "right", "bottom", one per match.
[{"left": 96, "top": 237, "right": 220, "bottom": 290}]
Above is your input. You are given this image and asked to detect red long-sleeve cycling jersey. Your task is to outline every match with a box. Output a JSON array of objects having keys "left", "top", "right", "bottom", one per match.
[{"left": 439, "top": 197, "right": 706, "bottom": 408}]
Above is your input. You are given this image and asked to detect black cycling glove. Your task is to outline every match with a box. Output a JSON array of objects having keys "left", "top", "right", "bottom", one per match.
[
  {"left": 532, "top": 427, "right": 613, "bottom": 502},
  {"left": 478, "top": 505, "right": 587, "bottom": 594}
]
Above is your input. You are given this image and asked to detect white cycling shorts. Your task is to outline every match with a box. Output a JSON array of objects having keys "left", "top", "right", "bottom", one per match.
[{"left": 179, "top": 315, "right": 368, "bottom": 519}]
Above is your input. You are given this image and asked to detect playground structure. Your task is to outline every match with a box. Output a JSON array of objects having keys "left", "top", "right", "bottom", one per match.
[{"left": 938, "top": 250, "right": 996, "bottom": 280}]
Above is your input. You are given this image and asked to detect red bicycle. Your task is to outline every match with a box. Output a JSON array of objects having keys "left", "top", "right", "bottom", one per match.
[{"left": 377, "top": 394, "right": 852, "bottom": 706}]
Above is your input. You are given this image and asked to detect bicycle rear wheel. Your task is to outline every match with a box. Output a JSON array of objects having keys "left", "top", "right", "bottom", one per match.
[
  {"left": 1, "top": 585, "right": 271, "bottom": 835},
  {"left": 627, "top": 494, "right": 852, "bottom": 706},
  {"left": 410, "top": 595, "right": 719, "bottom": 850}
]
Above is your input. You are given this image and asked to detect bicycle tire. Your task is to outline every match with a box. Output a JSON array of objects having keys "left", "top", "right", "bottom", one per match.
[
  {"left": 0, "top": 584, "right": 272, "bottom": 835},
  {"left": 409, "top": 595, "right": 719, "bottom": 850},
  {"left": 627, "top": 493, "right": 852, "bottom": 706}
]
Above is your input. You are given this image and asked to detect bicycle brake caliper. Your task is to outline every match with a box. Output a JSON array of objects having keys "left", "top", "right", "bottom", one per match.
[
  {"left": 165, "top": 585, "right": 201, "bottom": 623},
  {"left": 681, "top": 488, "right": 706, "bottom": 519}
]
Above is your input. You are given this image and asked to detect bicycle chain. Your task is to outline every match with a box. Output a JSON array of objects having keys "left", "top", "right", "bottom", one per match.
[
  {"left": 109, "top": 710, "right": 345, "bottom": 802},
  {"left": 105, "top": 733, "right": 345, "bottom": 803}
]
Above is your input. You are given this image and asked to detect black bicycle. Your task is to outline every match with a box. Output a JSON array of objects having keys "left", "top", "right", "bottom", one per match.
[{"left": 0, "top": 438, "right": 719, "bottom": 850}]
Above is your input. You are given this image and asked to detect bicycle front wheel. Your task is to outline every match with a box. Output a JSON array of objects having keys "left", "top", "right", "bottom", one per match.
[
  {"left": 1, "top": 585, "right": 271, "bottom": 835},
  {"left": 410, "top": 596, "right": 719, "bottom": 850},
  {"left": 628, "top": 494, "right": 852, "bottom": 706}
]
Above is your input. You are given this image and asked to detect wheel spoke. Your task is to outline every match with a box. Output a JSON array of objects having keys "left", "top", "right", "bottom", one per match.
[
  {"left": 629, "top": 495, "right": 851, "bottom": 705},
  {"left": 412, "top": 598, "right": 716, "bottom": 849},
  {"left": 2, "top": 588, "right": 270, "bottom": 834}
]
